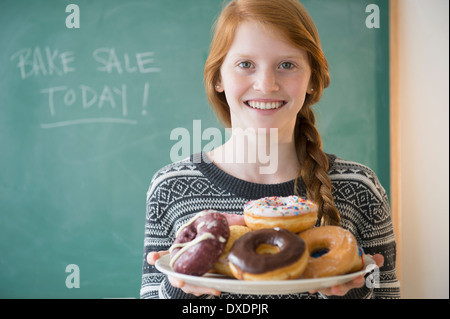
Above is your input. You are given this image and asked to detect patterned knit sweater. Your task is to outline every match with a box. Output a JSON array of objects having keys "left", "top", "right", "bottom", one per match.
[{"left": 140, "top": 152, "right": 400, "bottom": 299}]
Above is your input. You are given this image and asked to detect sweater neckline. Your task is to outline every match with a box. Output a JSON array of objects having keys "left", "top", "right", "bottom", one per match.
[{"left": 191, "top": 152, "right": 305, "bottom": 200}]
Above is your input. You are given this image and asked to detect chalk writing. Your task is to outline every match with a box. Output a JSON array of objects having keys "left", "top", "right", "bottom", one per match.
[
  {"left": 10, "top": 46, "right": 161, "bottom": 128},
  {"left": 93, "top": 48, "right": 161, "bottom": 74},
  {"left": 10, "top": 47, "right": 75, "bottom": 79},
  {"left": 40, "top": 84, "right": 129, "bottom": 117}
]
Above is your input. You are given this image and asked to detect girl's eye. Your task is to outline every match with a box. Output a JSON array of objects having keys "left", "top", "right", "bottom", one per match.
[
  {"left": 238, "top": 61, "right": 253, "bottom": 69},
  {"left": 280, "top": 62, "right": 295, "bottom": 70}
]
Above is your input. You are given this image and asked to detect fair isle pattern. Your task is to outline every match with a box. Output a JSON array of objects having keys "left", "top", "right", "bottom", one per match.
[{"left": 140, "top": 153, "right": 400, "bottom": 299}]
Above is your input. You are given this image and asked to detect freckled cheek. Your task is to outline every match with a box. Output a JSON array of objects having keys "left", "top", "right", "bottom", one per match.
[
  {"left": 223, "top": 77, "right": 250, "bottom": 103},
  {"left": 283, "top": 84, "right": 308, "bottom": 111},
  {"left": 284, "top": 79, "right": 309, "bottom": 98}
]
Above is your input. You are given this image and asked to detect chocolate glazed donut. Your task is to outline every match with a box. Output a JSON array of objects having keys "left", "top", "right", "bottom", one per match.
[
  {"left": 228, "top": 228, "right": 309, "bottom": 280},
  {"left": 169, "top": 210, "right": 230, "bottom": 276}
]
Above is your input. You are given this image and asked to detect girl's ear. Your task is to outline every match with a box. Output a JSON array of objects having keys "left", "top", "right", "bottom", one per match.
[
  {"left": 306, "top": 80, "right": 314, "bottom": 95},
  {"left": 215, "top": 77, "right": 224, "bottom": 92}
]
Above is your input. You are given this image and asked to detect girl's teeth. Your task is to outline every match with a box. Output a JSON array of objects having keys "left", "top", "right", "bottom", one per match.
[{"left": 248, "top": 101, "right": 283, "bottom": 110}]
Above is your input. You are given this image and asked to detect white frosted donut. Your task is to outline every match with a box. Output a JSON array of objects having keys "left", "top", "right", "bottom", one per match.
[{"left": 244, "top": 196, "right": 318, "bottom": 233}]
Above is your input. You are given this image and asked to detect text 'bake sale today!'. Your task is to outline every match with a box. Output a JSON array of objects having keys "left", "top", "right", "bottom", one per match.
[{"left": 10, "top": 46, "right": 161, "bottom": 127}]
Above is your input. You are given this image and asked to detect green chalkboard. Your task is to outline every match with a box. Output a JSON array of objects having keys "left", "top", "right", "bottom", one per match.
[{"left": 0, "top": 0, "right": 389, "bottom": 298}]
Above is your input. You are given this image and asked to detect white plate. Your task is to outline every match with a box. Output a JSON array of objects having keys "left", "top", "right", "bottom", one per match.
[{"left": 155, "top": 254, "right": 376, "bottom": 295}]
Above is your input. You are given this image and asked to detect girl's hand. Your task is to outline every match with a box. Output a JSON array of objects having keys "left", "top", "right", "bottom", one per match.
[
  {"left": 309, "top": 254, "right": 384, "bottom": 296},
  {"left": 146, "top": 250, "right": 169, "bottom": 265},
  {"left": 167, "top": 275, "right": 221, "bottom": 297}
]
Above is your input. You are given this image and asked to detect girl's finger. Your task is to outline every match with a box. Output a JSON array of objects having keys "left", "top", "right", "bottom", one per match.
[{"left": 146, "top": 250, "right": 169, "bottom": 265}]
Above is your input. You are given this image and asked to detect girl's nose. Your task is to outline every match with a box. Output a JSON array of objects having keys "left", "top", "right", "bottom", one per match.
[{"left": 253, "top": 69, "right": 279, "bottom": 93}]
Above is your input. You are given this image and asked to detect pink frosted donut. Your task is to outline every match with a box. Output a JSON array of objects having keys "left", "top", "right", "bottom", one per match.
[
  {"left": 169, "top": 210, "right": 229, "bottom": 276},
  {"left": 244, "top": 196, "right": 318, "bottom": 233}
]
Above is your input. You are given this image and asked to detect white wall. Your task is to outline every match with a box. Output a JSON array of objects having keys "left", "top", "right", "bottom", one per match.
[{"left": 397, "top": 0, "right": 449, "bottom": 299}]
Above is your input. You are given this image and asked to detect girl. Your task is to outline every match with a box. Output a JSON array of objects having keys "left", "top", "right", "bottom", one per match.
[{"left": 141, "top": 0, "right": 400, "bottom": 299}]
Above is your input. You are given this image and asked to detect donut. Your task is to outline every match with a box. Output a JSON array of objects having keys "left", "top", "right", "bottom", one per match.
[
  {"left": 213, "top": 225, "right": 251, "bottom": 278},
  {"left": 228, "top": 228, "right": 309, "bottom": 280},
  {"left": 169, "top": 210, "right": 230, "bottom": 276},
  {"left": 244, "top": 196, "right": 318, "bottom": 233},
  {"left": 299, "top": 225, "right": 364, "bottom": 278}
]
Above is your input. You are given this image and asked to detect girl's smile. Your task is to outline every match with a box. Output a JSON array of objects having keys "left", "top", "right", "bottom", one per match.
[{"left": 245, "top": 99, "right": 287, "bottom": 111}]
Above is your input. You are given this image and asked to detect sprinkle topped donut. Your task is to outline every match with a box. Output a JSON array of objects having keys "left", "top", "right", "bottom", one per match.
[
  {"left": 243, "top": 196, "right": 318, "bottom": 233},
  {"left": 244, "top": 196, "right": 316, "bottom": 218}
]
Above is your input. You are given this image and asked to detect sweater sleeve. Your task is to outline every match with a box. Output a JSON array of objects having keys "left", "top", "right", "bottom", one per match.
[
  {"left": 139, "top": 162, "right": 211, "bottom": 299},
  {"left": 329, "top": 159, "right": 401, "bottom": 299},
  {"left": 140, "top": 170, "right": 172, "bottom": 299}
]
